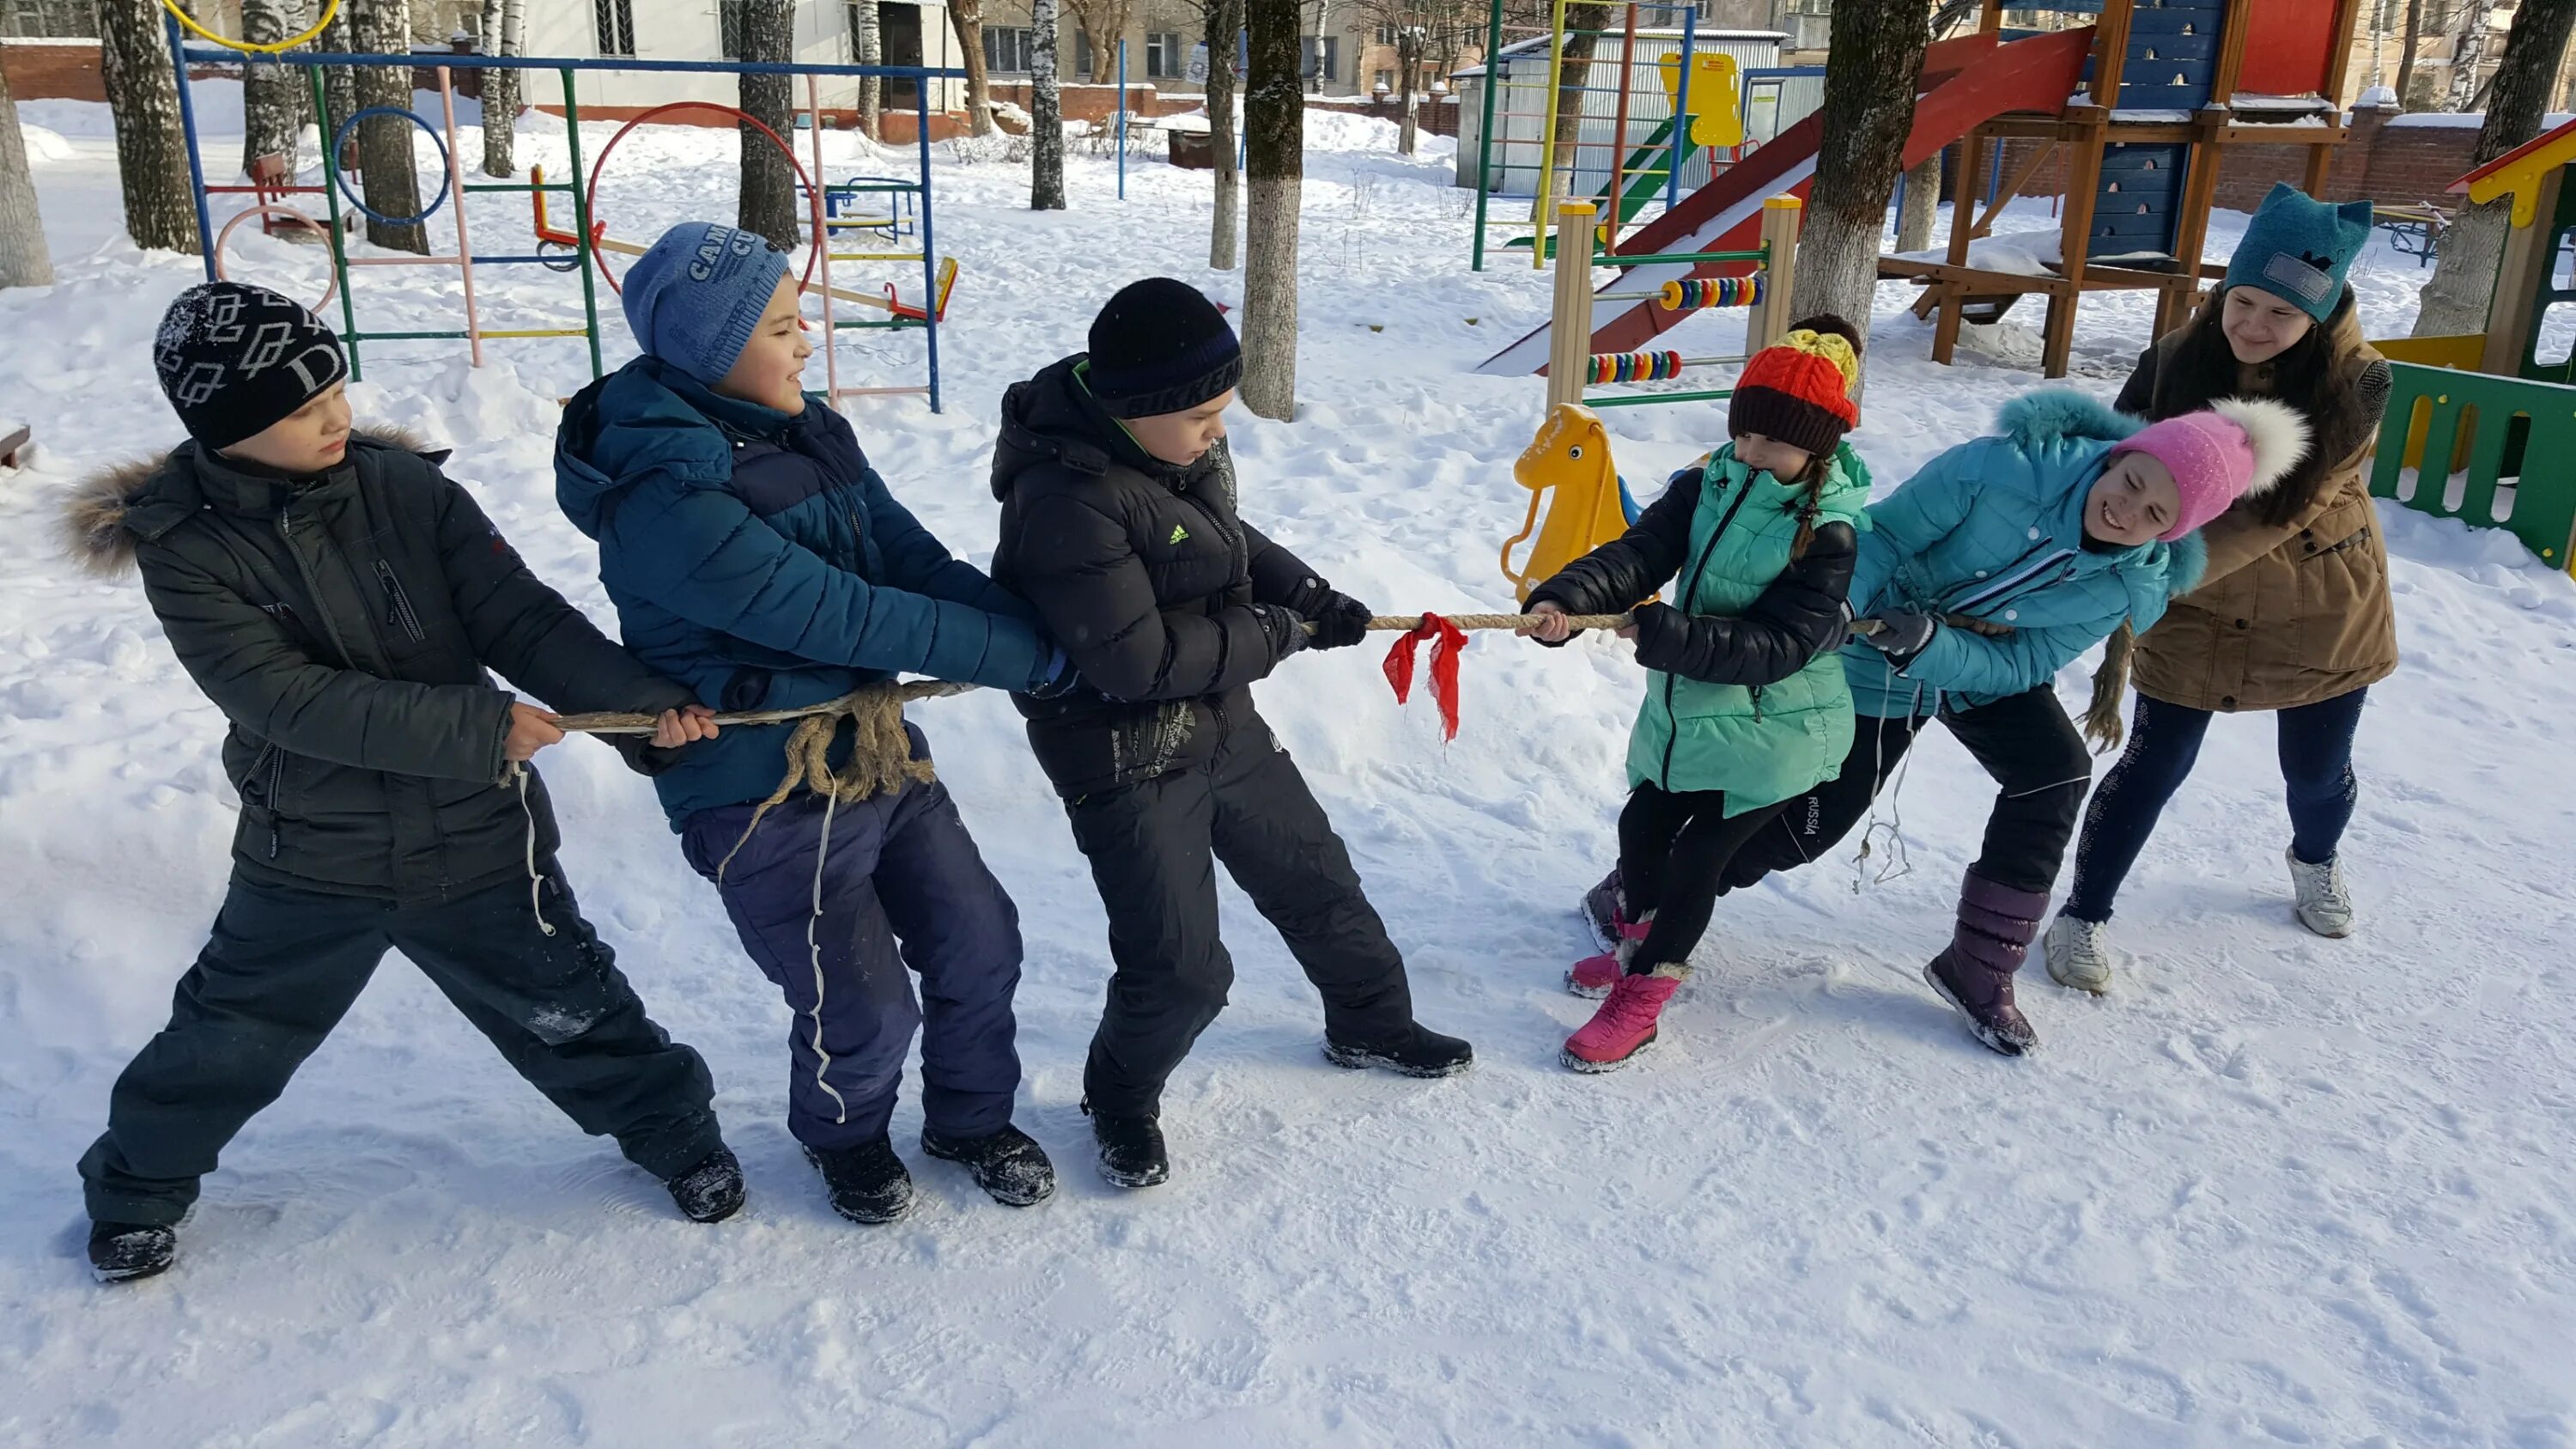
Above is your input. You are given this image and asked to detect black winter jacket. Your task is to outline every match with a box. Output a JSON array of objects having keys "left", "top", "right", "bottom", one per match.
[
  {"left": 66, "top": 429, "right": 696, "bottom": 904},
  {"left": 990, "top": 356, "right": 1330, "bottom": 797},
  {"left": 1526, "top": 464, "right": 1860, "bottom": 686}
]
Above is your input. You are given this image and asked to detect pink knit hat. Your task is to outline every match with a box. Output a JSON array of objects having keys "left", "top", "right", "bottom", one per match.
[{"left": 2111, "top": 396, "right": 2310, "bottom": 540}]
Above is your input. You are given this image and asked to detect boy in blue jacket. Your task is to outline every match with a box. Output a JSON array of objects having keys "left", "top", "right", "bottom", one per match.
[
  {"left": 556, "top": 223, "right": 1075, "bottom": 1224},
  {"left": 1583, "top": 390, "right": 2306, "bottom": 1056}
]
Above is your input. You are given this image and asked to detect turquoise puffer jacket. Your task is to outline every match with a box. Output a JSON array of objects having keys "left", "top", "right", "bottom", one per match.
[{"left": 1844, "top": 390, "right": 2207, "bottom": 720}]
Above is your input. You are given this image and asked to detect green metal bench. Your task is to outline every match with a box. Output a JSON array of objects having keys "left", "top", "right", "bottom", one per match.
[{"left": 2369, "top": 362, "right": 2576, "bottom": 573}]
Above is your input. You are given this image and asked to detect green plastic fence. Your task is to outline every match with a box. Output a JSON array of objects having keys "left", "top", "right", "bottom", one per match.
[{"left": 2369, "top": 362, "right": 2576, "bottom": 571}]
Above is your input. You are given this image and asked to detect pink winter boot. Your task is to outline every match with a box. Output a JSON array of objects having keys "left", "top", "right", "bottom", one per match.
[
  {"left": 1561, "top": 967, "right": 1683, "bottom": 1072},
  {"left": 1564, "top": 915, "right": 1652, "bottom": 997}
]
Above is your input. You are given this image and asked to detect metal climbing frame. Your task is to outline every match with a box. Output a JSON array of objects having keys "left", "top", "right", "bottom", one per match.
[{"left": 164, "top": 20, "right": 965, "bottom": 411}]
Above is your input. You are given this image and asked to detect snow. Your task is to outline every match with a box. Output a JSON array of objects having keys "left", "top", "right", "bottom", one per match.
[
  {"left": 15, "top": 122, "right": 75, "bottom": 165},
  {"left": 1890, "top": 226, "right": 2061, "bottom": 276},
  {"left": 2391, "top": 110, "right": 2576, "bottom": 130},
  {"left": 5, "top": 89, "right": 2576, "bottom": 1448}
]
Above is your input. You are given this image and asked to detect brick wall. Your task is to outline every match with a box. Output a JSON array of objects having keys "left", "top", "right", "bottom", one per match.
[
  {"left": 4, "top": 40, "right": 106, "bottom": 102},
  {"left": 1312, "top": 94, "right": 1461, "bottom": 138},
  {"left": 1973, "top": 107, "right": 2480, "bottom": 224}
]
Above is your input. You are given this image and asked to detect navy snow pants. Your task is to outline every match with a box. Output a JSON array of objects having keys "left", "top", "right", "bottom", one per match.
[
  {"left": 682, "top": 756, "right": 1024, "bottom": 1151},
  {"left": 79, "top": 866, "right": 723, "bottom": 1227}
]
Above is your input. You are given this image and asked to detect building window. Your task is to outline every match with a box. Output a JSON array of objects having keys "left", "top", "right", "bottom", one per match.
[
  {"left": 0, "top": 0, "right": 98, "bottom": 37},
  {"left": 593, "top": 0, "right": 635, "bottom": 57},
  {"left": 1374, "top": 68, "right": 1392, "bottom": 90},
  {"left": 1376, "top": 23, "right": 1396, "bottom": 45},
  {"left": 719, "top": 0, "right": 747, "bottom": 60},
  {"left": 1144, "top": 31, "right": 1183, "bottom": 77},
  {"left": 1301, "top": 34, "right": 1338, "bottom": 82},
  {"left": 984, "top": 25, "right": 1034, "bottom": 74}
]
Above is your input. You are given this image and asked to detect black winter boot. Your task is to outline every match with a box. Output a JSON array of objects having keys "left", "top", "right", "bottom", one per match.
[
  {"left": 1923, "top": 869, "right": 2048, "bottom": 1057},
  {"left": 1582, "top": 868, "right": 1627, "bottom": 950},
  {"left": 921, "top": 1123, "right": 1057, "bottom": 1208},
  {"left": 1084, "top": 1101, "right": 1170, "bottom": 1189},
  {"left": 88, "top": 1221, "right": 176, "bottom": 1284},
  {"left": 1324, "top": 1022, "right": 1474, "bottom": 1078},
  {"left": 803, "top": 1138, "right": 915, "bottom": 1224},
  {"left": 663, "top": 1145, "right": 747, "bottom": 1224}
]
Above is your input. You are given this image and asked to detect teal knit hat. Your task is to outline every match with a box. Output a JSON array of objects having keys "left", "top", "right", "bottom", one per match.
[{"left": 2221, "top": 182, "right": 2372, "bottom": 322}]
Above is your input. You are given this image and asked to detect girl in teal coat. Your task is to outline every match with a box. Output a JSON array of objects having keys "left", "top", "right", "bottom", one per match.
[
  {"left": 1696, "top": 387, "right": 2306, "bottom": 1056},
  {"left": 1522, "top": 318, "right": 1871, "bottom": 1071}
]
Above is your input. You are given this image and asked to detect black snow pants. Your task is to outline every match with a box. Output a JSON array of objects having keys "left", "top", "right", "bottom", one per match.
[
  {"left": 1065, "top": 710, "right": 1414, "bottom": 1117},
  {"left": 79, "top": 866, "right": 722, "bottom": 1227},
  {"left": 1722, "top": 685, "right": 2097, "bottom": 896}
]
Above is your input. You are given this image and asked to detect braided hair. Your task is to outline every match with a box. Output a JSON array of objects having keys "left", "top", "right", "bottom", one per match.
[{"left": 1785, "top": 450, "right": 1830, "bottom": 560}]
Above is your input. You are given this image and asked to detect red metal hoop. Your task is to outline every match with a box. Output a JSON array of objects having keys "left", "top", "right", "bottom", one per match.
[
  {"left": 584, "top": 102, "right": 823, "bottom": 297},
  {"left": 213, "top": 203, "right": 342, "bottom": 316}
]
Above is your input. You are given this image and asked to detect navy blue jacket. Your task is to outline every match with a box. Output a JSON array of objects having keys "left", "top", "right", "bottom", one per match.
[{"left": 556, "top": 356, "right": 1053, "bottom": 825}]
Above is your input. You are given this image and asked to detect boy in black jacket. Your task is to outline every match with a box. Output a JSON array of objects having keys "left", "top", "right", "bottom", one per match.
[
  {"left": 64, "top": 283, "right": 738, "bottom": 1282},
  {"left": 990, "top": 279, "right": 1471, "bottom": 1190}
]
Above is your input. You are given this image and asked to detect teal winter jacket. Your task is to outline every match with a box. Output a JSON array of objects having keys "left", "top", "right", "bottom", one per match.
[{"left": 1844, "top": 390, "right": 2207, "bottom": 720}]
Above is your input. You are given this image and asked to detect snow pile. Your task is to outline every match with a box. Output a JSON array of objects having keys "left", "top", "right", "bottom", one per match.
[
  {"left": 2, "top": 95, "right": 2573, "bottom": 1446},
  {"left": 14, "top": 122, "right": 75, "bottom": 165}
]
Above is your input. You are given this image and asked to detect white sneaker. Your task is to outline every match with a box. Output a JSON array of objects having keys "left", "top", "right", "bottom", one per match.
[
  {"left": 2286, "top": 847, "right": 2356, "bottom": 938},
  {"left": 2043, "top": 913, "right": 2114, "bottom": 993}
]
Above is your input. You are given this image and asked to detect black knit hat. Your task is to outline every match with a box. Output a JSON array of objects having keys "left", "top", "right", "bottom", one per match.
[
  {"left": 153, "top": 282, "right": 348, "bottom": 450},
  {"left": 1085, "top": 277, "right": 1242, "bottom": 418}
]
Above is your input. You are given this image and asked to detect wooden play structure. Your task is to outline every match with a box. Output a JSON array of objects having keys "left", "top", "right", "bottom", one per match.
[
  {"left": 1540, "top": 195, "right": 1802, "bottom": 413},
  {"left": 2366, "top": 116, "right": 2576, "bottom": 575},
  {"left": 1886, "top": 0, "right": 2369, "bottom": 379}
]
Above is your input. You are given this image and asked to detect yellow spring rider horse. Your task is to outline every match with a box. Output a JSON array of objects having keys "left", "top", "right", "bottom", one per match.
[{"left": 1502, "top": 404, "right": 1637, "bottom": 602}]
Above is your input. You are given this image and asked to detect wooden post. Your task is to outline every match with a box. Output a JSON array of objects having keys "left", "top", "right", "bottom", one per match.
[
  {"left": 1747, "top": 194, "right": 1801, "bottom": 350},
  {"left": 2089, "top": 0, "right": 2134, "bottom": 107},
  {"left": 1935, "top": 126, "right": 1988, "bottom": 365},
  {"left": 2306, "top": 0, "right": 2368, "bottom": 193},
  {"left": 1547, "top": 201, "right": 1599, "bottom": 411},
  {"left": 2046, "top": 113, "right": 2107, "bottom": 380},
  {"left": 2480, "top": 167, "right": 2566, "bottom": 376},
  {"left": 2160, "top": 124, "right": 2227, "bottom": 338}
]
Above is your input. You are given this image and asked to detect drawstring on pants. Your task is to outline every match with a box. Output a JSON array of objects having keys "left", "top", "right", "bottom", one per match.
[
  {"left": 509, "top": 763, "right": 556, "bottom": 937},
  {"left": 1852, "top": 664, "right": 1925, "bottom": 893}
]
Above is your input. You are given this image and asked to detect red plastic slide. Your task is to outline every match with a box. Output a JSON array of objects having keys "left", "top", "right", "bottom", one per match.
[{"left": 1477, "top": 27, "right": 2095, "bottom": 377}]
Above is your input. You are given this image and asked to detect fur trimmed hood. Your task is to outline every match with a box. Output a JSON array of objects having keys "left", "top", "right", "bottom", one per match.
[
  {"left": 63, "top": 423, "right": 446, "bottom": 577},
  {"left": 1994, "top": 388, "right": 2144, "bottom": 450}
]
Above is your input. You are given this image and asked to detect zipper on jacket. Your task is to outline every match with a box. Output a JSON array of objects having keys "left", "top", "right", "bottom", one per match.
[
  {"left": 1749, "top": 685, "right": 1764, "bottom": 723},
  {"left": 1657, "top": 472, "right": 1759, "bottom": 788},
  {"left": 374, "top": 560, "right": 427, "bottom": 643},
  {"left": 277, "top": 511, "right": 361, "bottom": 669},
  {"left": 1945, "top": 542, "right": 2069, "bottom": 613}
]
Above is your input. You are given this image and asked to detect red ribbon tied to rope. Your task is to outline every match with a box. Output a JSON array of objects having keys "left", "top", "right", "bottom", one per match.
[{"left": 1382, "top": 612, "right": 1470, "bottom": 740}]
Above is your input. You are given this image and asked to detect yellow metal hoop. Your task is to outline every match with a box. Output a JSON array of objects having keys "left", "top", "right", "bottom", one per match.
[{"left": 157, "top": 0, "right": 341, "bottom": 56}]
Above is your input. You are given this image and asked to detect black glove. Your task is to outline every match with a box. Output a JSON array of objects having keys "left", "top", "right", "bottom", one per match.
[
  {"left": 1251, "top": 603, "right": 1310, "bottom": 661},
  {"left": 1854, "top": 610, "right": 1937, "bottom": 659},
  {"left": 1024, "top": 646, "right": 1082, "bottom": 700},
  {"left": 1304, "top": 590, "right": 1373, "bottom": 650}
]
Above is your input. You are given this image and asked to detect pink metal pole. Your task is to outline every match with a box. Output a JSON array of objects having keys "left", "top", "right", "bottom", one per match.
[
  {"left": 434, "top": 68, "right": 483, "bottom": 367},
  {"left": 805, "top": 75, "right": 839, "bottom": 405}
]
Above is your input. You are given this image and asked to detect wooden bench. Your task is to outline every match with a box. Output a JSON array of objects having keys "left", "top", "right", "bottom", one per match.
[{"left": 2374, "top": 203, "right": 2450, "bottom": 268}]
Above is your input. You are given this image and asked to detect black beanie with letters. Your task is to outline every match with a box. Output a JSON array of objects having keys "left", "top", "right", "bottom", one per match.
[{"left": 153, "top": 282, "right": 349, "bottom": 450}]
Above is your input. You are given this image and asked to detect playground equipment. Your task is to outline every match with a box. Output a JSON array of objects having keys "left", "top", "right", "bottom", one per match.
[
  {"left": 2362, "top": 119, "right": 2576, "bottom": 575},
  {"left": 1501, "top": 403, "right": 1637, "bottom": 602},
  {"left": 1537, "top": 195, "right": 1800, "bottom": 412},
  {"left": 1886, "top": 0, "right": 2372, "bottom": 378},
  {"left": 1464, "top": 0, "right": 1814, "bottom": 271},
  {"left": 1478, "top": 26, "right": 2098, "bottom": 380},
  {"left": 161, "top": 12, "right": 964, "bottom": 409}
]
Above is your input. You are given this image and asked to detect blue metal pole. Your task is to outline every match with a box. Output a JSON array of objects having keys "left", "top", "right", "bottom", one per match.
[
  {"left": 1116, "top": 41, "right": 1127, "bottom": 201},
  {"left": 1236, "top": 31, "right": 1249, "bottom": 171},
  {"left": 1669, "top": 4, "right": 1692, "bottom": 212},
  {"left": 165, "top": 9, "right": 218, "bottom": 278},
  {"left": 916, "top": 81, "right": 940, "bottom": 414}
]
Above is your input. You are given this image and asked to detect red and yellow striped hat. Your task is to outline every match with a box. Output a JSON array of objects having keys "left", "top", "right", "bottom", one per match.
[{"left": 1727, "top": 314, "right": 1862, "bottom": 456}]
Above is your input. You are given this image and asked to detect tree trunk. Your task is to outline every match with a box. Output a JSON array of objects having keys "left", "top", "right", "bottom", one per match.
[
  {"left": 1397, "top": 35, "right": 1419, "bottom": 155},
  {"left": 950, "top": 0, "right": 999, "bottom": 135},
  {"left": 97, "top": 0, "right": 201, "bottom": 253},
  {"left": 738, "top": 0, "right": 800, "bottom": 251},
  {"left": 317, "top": 3, "right": 360, "bottom": 161},
  {"left": 1207, "top": 0, "right": 1242, "bottom": 268},
  {"left": 2394, "top": 0, "right": 2426, "bottom": 108},
  {"left": 854, "top": 0, "right": 883, "bottom": 138},
  {"left": 241, "top": 0, "right": 302, "bottom": 181},
  {"left": 349, "top": 0, "right": 428, "bottom": 253},
  {"left": 1797, "top": 0, "right": 1929, "bottom": 339},
  {"left": 2445, "top": 0, "right": 2496, "bottom": 111},
  {"left": 1032, "top": 0, "right": 1066, "bottom": 208},
  {"left": 1241, "top": 0, "right": 1301, "bottom": 419},
  {"left": 1546, "top": 12, "right": 1603, "bottom": 214},
  {"left": 480, "top": 0, "right": 522, "bottom": 178},
  {"left": 0, "top": 58, "right": 57, "bottom": 288},
  {"left": 1896, "top": 152, "right": 1941, "bottom": 253},
  {"left": 2414, "top": 0, "right": 2576, "bottom": 335}
]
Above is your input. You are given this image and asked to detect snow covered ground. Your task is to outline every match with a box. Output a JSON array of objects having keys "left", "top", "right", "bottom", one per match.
[{"left": 3, "top": 89, "right": 2573, "bottom": 1446}]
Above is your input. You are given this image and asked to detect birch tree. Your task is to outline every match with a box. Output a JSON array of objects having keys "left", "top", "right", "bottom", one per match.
[
  {"left": 1033, "top": 0, "right": 1067, "bottom": 209},
  {"left": 0, "top": 56, "right": 57, "bottom": 288},
  {"left": 350, "top": 0, "right": 428, "bottom": 253},
  {"left": 96, "top": 0, "right": 200, "bottom": 253},
  {"left": 853, "top": 0, "right": 883, "bottom": 137},
  {"left": 241, "top": 0, "right": 304, "bottom": 181},
  {"left": 1795, "top": 0, "right": 1929, "bottom": 338},
  {"left": 1241, "top": 0, "right": 1299, "bottom": 417},
  {"left": 738, "top": 0, "right": 801, "bottom": 250},
  {"left": 479, "top": 0, "right": 523, "bottom": 178},
  {"left": 1206, "top": 0, "right": 1241, "bottom": 267}
]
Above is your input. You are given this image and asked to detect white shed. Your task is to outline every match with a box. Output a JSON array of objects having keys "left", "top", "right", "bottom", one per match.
[{"left": 1452, "top": 30, "right": 1821, "bottom": 197}]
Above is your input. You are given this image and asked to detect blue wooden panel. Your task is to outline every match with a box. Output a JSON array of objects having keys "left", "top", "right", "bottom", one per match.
[
  {"left": 2129, "top": 33, "right": 2219, "bottom": 62},
  {"left": 2091, "top": 139, "right": 2184, "bottom": 256},
  {"left": 2099, "top": 147, "right": 2180, "bottom": 174},
  {"left": 2117, "top": 81, "right": 2213, "bottom": 110},
  {"left": 2128, "top": 10, "right": 2221, "bottom": 36}
]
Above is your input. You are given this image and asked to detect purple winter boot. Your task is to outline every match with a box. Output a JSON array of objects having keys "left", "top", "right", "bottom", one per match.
[
  {"left": 1581, "top": 868, "right": 1628, "bottom": 950},
  {"left": 1922, "top": 870, "right": 2048, "bottom": 1057}
]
